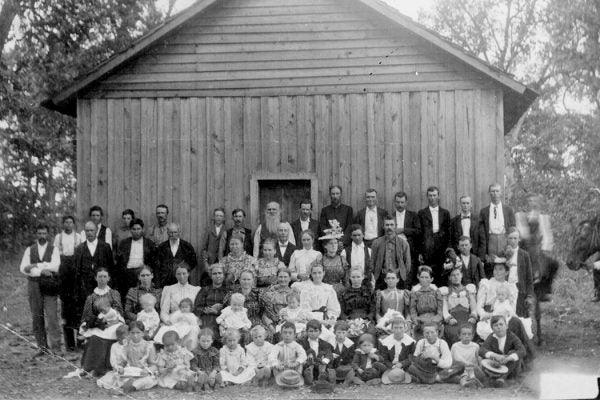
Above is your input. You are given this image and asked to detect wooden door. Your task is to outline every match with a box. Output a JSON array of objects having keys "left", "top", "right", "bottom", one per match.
[{"left": 258, "top": 180, "right": 311, "bottom": 223}]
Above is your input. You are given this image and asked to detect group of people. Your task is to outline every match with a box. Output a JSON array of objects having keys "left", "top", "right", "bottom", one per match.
[{"left": 19, "top": 183, "right": 555, "bottom": 393}]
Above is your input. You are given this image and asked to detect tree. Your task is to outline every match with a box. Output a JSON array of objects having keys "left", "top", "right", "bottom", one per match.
[{"left": 0, "top": 0, "right": 167, "bottom": 252}]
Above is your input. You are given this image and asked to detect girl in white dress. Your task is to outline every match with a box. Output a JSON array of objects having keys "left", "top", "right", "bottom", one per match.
[
  {"left": 219, "top": 329, "right": 255, "bottom": 385},
  {"left": 136, "top": 293, "right": 160, "bottom": 339},
  {"left": 154, "top": 298, "right": 200, "bottom": 351},
  {"left": 216, "top": 293, "right": 252, "bottom": 336}
]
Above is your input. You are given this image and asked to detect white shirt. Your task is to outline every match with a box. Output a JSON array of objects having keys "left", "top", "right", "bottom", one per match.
[
  {"left": 340, "top": 243, "right": 368, "bottom": 274},
  {"left": 289, "top": 249, "right": 321, "bottom": 280},
  {"left": 160, "top": 282, "right": 201, "bottom": 323},
  {"left": 86, "top": 239, "right": 98, "bottom": 257},
  {"left": 252, "top": 222, "right": 295, "bottom": 258},
  {"left": 429, "top": 206, "right": 440, "bottom": 233},
  {"left": 215, "top": 225, "right": 223, "bottom": 237},
  {"left": 460, "top": 214, "right": 471, "bottom": 237},
  {"left": 460, "top": 253, "right": 470, "bottom": 269},
  {"left": 19, "top": 242, "right": 60, "bottom": 278},
  {"left": 508, "top": 248, "right": 519, "bottom": 284},
  {"left": 489, "top": 202, "right": 505, "bottom": 234},
  {"left": 364, "top": 207, "right": 378, "bottom": 240},
  {"left": 395, "top": 210, "right": 407, "bottom": 240},
  {"left": 279, "top": 241, "right": 289, "bottom": 255},
  {"left": 170, "top": 239, "right": 180, "bottom": 257},
  {"left": 308, "top": 338, "right": 319, "bottom": 355},
  {"left": 127, "top": 238, "right": 145, "bottom": 269},
  {"left": 53, "top": 231, "right": 80, "bottom": 256},
  {"left": 300, "top": 218, "right": 310, "bottom": 232},
  {"left": 79, "top": 224, "right": 112, "bottom": 249}
]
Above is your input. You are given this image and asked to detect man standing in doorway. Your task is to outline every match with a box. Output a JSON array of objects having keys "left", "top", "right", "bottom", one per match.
[
  {"left": 149, "top": 204, "right": 170, "bottom": 245},
  {"left": 253, "top": 202, "right": 295, "bottom": 258},
  {"left": 20, "top": 224, "right": 61, "bottom": 357}
]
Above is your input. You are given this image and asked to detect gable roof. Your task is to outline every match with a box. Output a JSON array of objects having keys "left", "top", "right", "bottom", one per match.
[{"left": 42, "top": 0, "right": 538, "bottom": 132}]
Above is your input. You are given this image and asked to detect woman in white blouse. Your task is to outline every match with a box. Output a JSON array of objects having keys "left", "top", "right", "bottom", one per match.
[
  {"left": 159, "top": 263, "right": 200, "bottom": 325},
  {"left": 288, "top": 230, "right": 322, "bottom": 282},
  {"left": 291, "top": 263, "right": 340, "bottom": 327}
]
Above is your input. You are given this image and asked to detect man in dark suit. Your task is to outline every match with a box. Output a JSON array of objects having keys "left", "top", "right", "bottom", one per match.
[
  {"left": 74, "top": 221, "right": 115, "bottom": 321},
  {"left": 354, "top": 189, "right": 386, "bottom": 247},
  {"left": 450, "top": 195, "right": 479, "bottom": 253},
  {"left": 115, "top": 218, "right": 157, "bottom": 301},
  {"left": 456, "top": 236, "right": 486, "bottom": 287},
  {"left": 193, "top": 207, "right": 226, "bottom": 287},
  {"left": 219, "top": 208, "right": 253, "bottom": 259},
  {"left": 392, "top": 191, "right": 422, "bottom": 285},
  {"left": 371, "top": 216, "right": 411, "bottom": 290},
  {"left": 418, "top": 186, "right": 451, "bottom": 286},
  {"left": 319, "top": 185, "right": 354, "bottom": 248},
  {"left": 290, "top": 199, "right": 319, "bottom": 250},
  {"left": 506, "top": 227, "right": 534, "bottom": 318},
  {"left": 478, "top": 183, "right": 516, "bottom": 272},
  {"left": 275, "top": 223, "right": 296, "bottom": 266},
  {"left": 155, "top": 223, "right": 197, "bottom": 288}
]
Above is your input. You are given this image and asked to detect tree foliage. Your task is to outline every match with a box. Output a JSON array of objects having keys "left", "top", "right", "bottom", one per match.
[{"left": 0, "top": 0, "right": 167, "bottom": 251}]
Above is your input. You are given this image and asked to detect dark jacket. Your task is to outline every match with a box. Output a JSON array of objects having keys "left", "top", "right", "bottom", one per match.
[
  {"left": 354, "top": 207, "right": 387, "bottom": 240},
  {"left": 115, "top": 237, "right": 157, "bottom": 299},
  {"left": 392, "top": 209, "right": 422, "bottom": 258},
  {"left": 299, "top": 337, "right": 333, "bottom": 365},
  {"left": 202, "top": 224, "right": 226, "bottom": 265},
  {"left": 343, "top": 243, "right": 373, "bottom": 284},
  {"left": 477, "top": 204, "right": 516, "bottom": 258},
  {"left": 378, "top": 335, "right": 416, "bottom": 369},
  {"left": 351, "top": 349, "right": 385, "bottom": 370},
  {"left": 371, "top": 235, "right": 411, "bottom": 283},
  {"left": 515, "top": 248, "right": 534, "bottom": 317},
  {"left": 220, "top": 227, "right": 253, "bottom": 259},
  {"left": 479, "top": 331, "right": 526, "bottom": 361},
  {"left": 319, "top": 203, "right": 354, "bottom": 245},
  {"left": 290, "top": 218, "right": 319, "bottom": 249},
  {"left": 74, "top": 241, "right": 115, "bottom": 305},
  {"left": 330, "top": 340, "right": 355, "bottom": 369},
  {"left": 450, "top": 214, "right": 480, "bottom": 252},
  {"left": 275, "top": 242, "right": 297, "bottom": 267},
  {"left": 155, "top": 239, "right": 197, "bottom": 288},
  {"left": 418, "top": 206, "right": 451, "bottom": 266},
  {"left": 459, "top": 253, "right": 486, "bottom": 287}
]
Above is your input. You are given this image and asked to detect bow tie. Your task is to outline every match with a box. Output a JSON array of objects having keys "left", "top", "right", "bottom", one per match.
[{"left": 461, "top": 215, "right": 470, "bottom": 220}]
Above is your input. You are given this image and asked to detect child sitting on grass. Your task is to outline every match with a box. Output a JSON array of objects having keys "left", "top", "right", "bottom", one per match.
[
  {"left": 190, "top": 328, "right": 222, "bottom": 392},
  {"left": 245, "top": 325, "right": 275, "bottom": 387},
  {"left": 136, "top": 294, "right": 160, "bottom": 340},
  {"left": 410, "top": 266, "right": 443, "bottom": 340},
  {"left": 326, "top": 320, "right": 356, "bottom": 385},
  {"left": 156, "top": 331, "right": 195, "bottom": 391},
  {"left": 269, "top": 321, "right": 308, "bottom": 386},
  {"left": 379, "top": 316, "right": 415, "bottom": 384},
  {"left": 219, "top": 328, "right": 255, "bottom": 385},
  {"left": 450, "top": 323, "right": 485, "bottom": 388},
  {"left": 299, "top": 319, "right": 333, "bottom": 385},
  {"left": 350, "top": 333, "right": 386, "bottom": 385},
  {"left": 407, "top": 322, "right": 458, "bottom": 384}
]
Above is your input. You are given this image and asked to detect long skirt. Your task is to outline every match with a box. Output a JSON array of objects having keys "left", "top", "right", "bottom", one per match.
[
  {"left": 81, "top": 336, "right": 116, "bottom": 375},
  {"left": 444, "top": 307, "right": 471, "bottom": 347}
]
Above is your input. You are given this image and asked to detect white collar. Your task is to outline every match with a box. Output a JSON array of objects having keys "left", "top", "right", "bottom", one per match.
[
  {"left": 491, "top": 202, "right": 502, "bottom": 208},
  {"left": 87, "top": 238, "right": 98, "bottom": 245},
  {"left": 429, "top": 206, "right": 439, "bottom": 211},
  {"left": 335, "top": 338, "right": 354, "bottom": 348},
  {"left": 132, "top": 236, "right": 143, "bottom": 242},
  {"left": 396, "top": 209, "right": 405, "bottom": 214},
  {"left": 94, "top": 286, "right": 110, "bottom": 295},
  {"left": 366, "top": 206, "right": 377, "bottom": 212},
  {"left": 279, "top": 241, "right": 289, "bottom": 247},
  {"left": 37, "top": 241, "right": 48, "bottom": 249},
  {"left": 352, "top": 242, "right": 364, "bottom": 249},
  {"left": 380, "top": 334, "right": 415, "bottom": 349}
]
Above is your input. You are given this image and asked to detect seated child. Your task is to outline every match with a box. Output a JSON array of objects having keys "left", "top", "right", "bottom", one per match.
[
  {"left": 245, "top": 325, "right": 275, "bottom": 387},
  {"left": 299, "top": 320, "right": 333, "bottom": 385},
  {"left": 339, "top": 268, "right": 376, "bottom": 339},
  {"left": 410, "top": 266, "right": 443, "bottom": 339},
  {"left": 97, "top": 324, "right": 129, "bottom": 388},
  {"left": 136, "top": 293, "right": 160, "bottom": 339},
  {"left": 326, "top": 320, "right": 356, "bottom": 385},
  {"left": 375, "top": 272, "right": 411, "bottom": 336},
  {"left": 269, "top": 321, "right": 308, "bottom": 386},
  {"left": 216, "top": 293, "right": 252, "bottom": 336},
  {"left": 277, "top": 291, "right": 312, "bottom": 335},
  {"left": 219, "top": 328, "right": 255, "bottom": 385},
  {"left": 99, "top": 321, "right": 159, "bottom": 393},
  {"left": 379, "top": 316, "right": 415, "bottom": 384},
  {"left": 156, "top": 331, "right": 195, "bottom": 391},
  {"left": 350, "top": 333, "right": 386, "bottom": 385},
  {"left": 190, "top": 328, "right": 222, "bottom": 392},
  {"left": 407, "top": 322, "right": 457, "bottom": 384},
  {"left": 450, "top": 324, "right": 485, "bottom": 388},
  {"left": 81, "top": 297, "right": 125, "bottom": 340},
  {"left": 476, "top": 283, "right": 515, "bottom": 340},
  {"left": 479, "top": 315, "right": 526, "bottom": 388},
  {"left": 154, "top": 298, "right": 200, "bottom": 351}
]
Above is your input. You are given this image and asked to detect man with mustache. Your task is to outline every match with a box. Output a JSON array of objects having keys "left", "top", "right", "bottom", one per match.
[
  {"left": 319, "top": 185, "right": 354, "bottom": 248},
  {"left": 149, "top": 204, "right": 170, "bottom": 245},
  {"left": 371, "top": 216, "right": 412, "bottom": 290}
]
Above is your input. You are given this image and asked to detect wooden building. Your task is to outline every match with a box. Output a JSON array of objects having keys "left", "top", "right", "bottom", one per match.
[{"left": 44, "top": 0, "right": 537, "bottom": 246}]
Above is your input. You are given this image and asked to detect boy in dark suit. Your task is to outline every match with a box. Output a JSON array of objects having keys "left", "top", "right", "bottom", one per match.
[
  {"left": 300, "top": 320, "right": 333, "bottom": 384},
  {"left": 456, "top": 236, "right": 486, "bottom": 287},
  {"left": 290, "top": 200, "right": 319, "bottom": 250},
  {"left": 479, "top": 315, "right": 526, "bottom": 387},
  {"left": 450, "top": 196, "right": 479, "bottom": 253},
  {"left": 327, "top": 320, "right": 356, "bottom": 385}
]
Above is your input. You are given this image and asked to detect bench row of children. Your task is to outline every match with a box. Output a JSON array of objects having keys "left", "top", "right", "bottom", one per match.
[{"left": 99, "top": 312, "right": 522, "bottom": 393}]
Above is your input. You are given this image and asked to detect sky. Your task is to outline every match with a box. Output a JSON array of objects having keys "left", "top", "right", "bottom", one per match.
[{"left": 158, "top": 0, "right": 433, "bottom": 19}]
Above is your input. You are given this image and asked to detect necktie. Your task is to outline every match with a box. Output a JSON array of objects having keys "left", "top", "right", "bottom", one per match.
[
  {"left": 494, "top": 206, "right": 497, "bottom": 219},
  {"left": 461, "top": 215, "right": 470, "bottom": 220}
]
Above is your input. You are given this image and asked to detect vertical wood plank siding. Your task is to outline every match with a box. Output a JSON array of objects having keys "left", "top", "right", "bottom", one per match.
[{"left": 77, "top": 89, "right": 504, "bottom": 246}]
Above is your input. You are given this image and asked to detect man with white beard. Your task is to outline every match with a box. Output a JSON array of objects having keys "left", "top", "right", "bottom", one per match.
[{"left": 253, "top": 201, "right": 295, "bottom": 258}]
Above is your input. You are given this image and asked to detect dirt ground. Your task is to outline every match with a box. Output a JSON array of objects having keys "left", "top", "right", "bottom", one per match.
[{"left": 1, "top": 262, "right": 599, "bottom": 400}]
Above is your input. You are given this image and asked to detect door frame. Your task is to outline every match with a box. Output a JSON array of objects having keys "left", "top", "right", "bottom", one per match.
[{"left": 250, "top": 172, "right": 319, "bottom": 226}]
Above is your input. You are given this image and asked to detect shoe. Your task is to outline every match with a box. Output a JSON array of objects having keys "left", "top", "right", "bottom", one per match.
[
  {"left": 438, "top": 366, "right": 464, "bottom": 381},
  {"left": 352, "top": 377, "right": 365, "bottom": 385},
  {"left": 490, "top": 378, "right": 505, "bottom": 388},
  {"left": 122, "top": 379, "right": 136, "bottom": 393},
  {"left": 327, "top": 369, "right": 337, "bottom": 384},
  {"left": 366, "top": 378, "right": 381, "bottom": 386}
]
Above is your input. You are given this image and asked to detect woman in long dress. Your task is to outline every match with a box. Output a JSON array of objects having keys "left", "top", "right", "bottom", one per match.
[
  {"left": 124, "top": 266, "right": 162, "bottom": 323},
  {"left": 194, "top": 264, "right": 229, "bottom": 345},
  {"left": 320, "top": 238, "right": 349, "bottom": 295},
  {"left": 292, "top": 263, "right": 340, "bottom": 327},
  {"left": 439, "top": 267, "right": 477, "bottom": 346}
]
